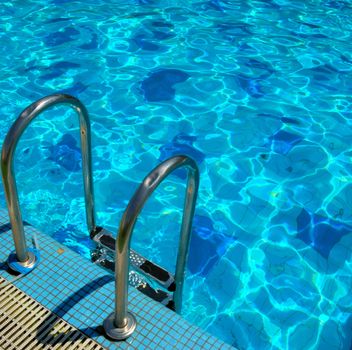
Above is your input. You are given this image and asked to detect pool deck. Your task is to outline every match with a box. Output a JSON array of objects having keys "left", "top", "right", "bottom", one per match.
[{"left": 0, "top": 209, "right": 235, "bottom": 349}]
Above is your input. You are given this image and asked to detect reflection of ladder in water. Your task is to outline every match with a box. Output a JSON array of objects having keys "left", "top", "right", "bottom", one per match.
[{"left": 1, "top": 93, "right": 199, "bottom": 340}]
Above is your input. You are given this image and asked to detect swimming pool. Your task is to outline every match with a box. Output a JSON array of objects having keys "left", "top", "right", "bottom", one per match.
[{"left": 0, "top": 0, "right": 351, "bottom": 348}]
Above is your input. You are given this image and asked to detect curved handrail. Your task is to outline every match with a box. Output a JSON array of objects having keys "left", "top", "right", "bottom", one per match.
[
  {"left": 104, "top": 155, "right": 199, "bottom": 340},
  {"left": 1, "top": 94, "right": 96, "bottom": 267}
]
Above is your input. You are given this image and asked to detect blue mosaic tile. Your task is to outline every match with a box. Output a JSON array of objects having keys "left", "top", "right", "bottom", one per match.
[{"left": 0, "top": 209, "right": 234, "bottom": 349}]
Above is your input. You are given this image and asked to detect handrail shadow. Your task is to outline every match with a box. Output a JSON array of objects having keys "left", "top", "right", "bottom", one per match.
[{"left": 34, "top": 275, "right": 114, "bottom": 347}]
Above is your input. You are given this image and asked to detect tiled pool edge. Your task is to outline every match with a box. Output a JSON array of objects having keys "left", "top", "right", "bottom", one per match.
[{"left": 0, "top": 209, "right": 235, "bottom": 350}]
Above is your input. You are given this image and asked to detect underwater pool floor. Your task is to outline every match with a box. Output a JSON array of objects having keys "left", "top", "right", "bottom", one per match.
[{"left": 0, "top": 0, "right": 352, "bottom": 348}]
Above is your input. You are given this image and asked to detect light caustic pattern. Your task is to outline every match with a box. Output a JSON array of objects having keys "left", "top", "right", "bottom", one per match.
[{"left": 0, "top": 0, "right": 352, "bottom": 348}]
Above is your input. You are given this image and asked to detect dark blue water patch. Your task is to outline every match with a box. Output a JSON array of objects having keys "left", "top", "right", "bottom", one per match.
[
  {"left": 296, "top": 208, "right": 352, "bottom": 259},
  {"left": 140, "top": 69, "right": 190, "bottom": 102},
  {"left": 238, "top": 43, "right": 257, "bottom": 53},
  {"left": 16, "top": 86, "right": 44, "bottom": 101},
  {"left": 295, "top": 20, "right": 321, "bottom": 29},
  {"left": 40, "top": 70, "right": 63, "bottom": 80},
  {"left": 23, "top": 60, "right": 40, "bottom": 73},
  {"left": 188, "top": 215, "right": 236, "bottom": 276},
  {"left": 152, "top": 30, "right": 175, "bottom": 40},
  {"left": 305, "top": 63, "right": 350, "bottom": 94},
  {"left": 244, "top": 59, "right": 274, "bottom": 77},
  {"left": 47, "top": 134, "right": 81, "bottom": 172},
  {"left": 309, "top": 64, "right": 341, "bottom": 75},
  {"left": 290, "top": 31, "right": 328, "bottom": 39},
  {"left": 53, "top": 61, "right": 80, "bottom": 70},
  {"left": 257, "top": 112, "right": 275, "bottom": 118},
  {"left": 344, "top": 317, "right": 352, "bottom": 350},
  {"left": 281, "top": 117, "right": 300, "bottom": 125},
  {"left": 79, "top": 33, "right": 98, "bottom": 50},
  {"left": 236, "top": 74, "right": 266, "bottom": 98},
  {"left": 247, "top": 287, "right": 273, "bottom": 315},
  {"left": 208, "top": 0, "right": 225, "bottom": 11},
  {"left": 323, "top": 0, "right": 351, "bottom": 9},
  {"left": 316, "top": 82, "right": 340, "bottom": 92},
  {"left": 46, "top": 17, "right": 72, "bottom": 24},
  {"left": 216, "top": 23, "right": 253, "bottom": 36},
  {"left": 266, "top": 130, "right": 303, "bottom": 154},
  {"left": 44, "top": 27, "right": 79, "bottom": 47},
  {"left": 217, "top": 183, "right": 242, "bottom": 201},
  {"left": 132, "top": 34, "right": 160, "bottom": 51},
  {"left": 126, "top": 11, "right": 156, "bottom": 18},
  {"left": 258, "top": 0, "right": 280, "bottom": 9},
  {"left": 40, "top": 61, "right": 80, "bottom": 80},
  {"left": 59, "top": 82, "right": 87, "bottom": 95},
  {"left": 159, "top": 133, "right": 204, "bottom": 179},
  {"left": 151, "top": 21, "right": 173, "bottom": 28},
  {"left": 130, "top": 20, "right": 175, "bottom": 51},
  {"left": 340, "top": 54, "right": 352, "bottom": 64}
]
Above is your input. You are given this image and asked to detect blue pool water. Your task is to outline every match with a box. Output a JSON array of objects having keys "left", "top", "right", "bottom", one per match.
[{"left": 1, "top": 0, "right": 352, "bottom": 348}]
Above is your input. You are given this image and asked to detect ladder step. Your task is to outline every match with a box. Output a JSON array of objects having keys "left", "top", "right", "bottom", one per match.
[
  {"left": 91, "top": 227, "right": 176, "bottom": 291},
  {"left": 92, "top": 254, "right": 174, "bottom": 310}
]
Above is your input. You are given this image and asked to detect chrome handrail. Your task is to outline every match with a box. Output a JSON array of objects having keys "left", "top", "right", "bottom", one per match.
[
  {"left": 104, "top": 155, "right": 199, "bottom": 340},
  {"left": 1, "top": 94, "right": 96, "bottom": 271}
]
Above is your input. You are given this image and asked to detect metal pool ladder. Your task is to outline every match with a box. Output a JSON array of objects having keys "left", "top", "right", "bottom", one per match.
[
  {"left": 103, "top": 155, "right": 199, "bottom": 340},
  {"left": 1, "top": 93, "right": 200, "bottom": 340}
]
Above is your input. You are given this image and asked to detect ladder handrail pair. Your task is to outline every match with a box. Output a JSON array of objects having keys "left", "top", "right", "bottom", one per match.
[{"left": 1, "top": 94, "right": 199, "bottom": 340}]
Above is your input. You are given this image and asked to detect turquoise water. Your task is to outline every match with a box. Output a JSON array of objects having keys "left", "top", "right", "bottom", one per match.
[{"left": 1, "top": 0, "right": 352, "bottom": 348}]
